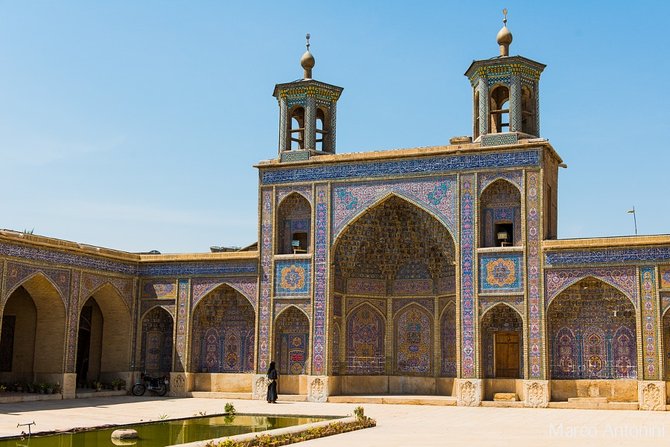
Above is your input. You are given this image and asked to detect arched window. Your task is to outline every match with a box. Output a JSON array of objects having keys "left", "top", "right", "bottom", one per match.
[
  {"left": 489, "top": 86, "right": 510, "bottom": 133},
  {"left": 276, "top": 193, "right": 312, "bottom": 254},
  {"left": 521, "top": 85, "right": 537, "bottom": 135},
  {"left": 474, "top": 90, "right": 480, "bottom": 139},
  {"left": 479, "top": 180, "right": 522, "bottom": 247},
  {"left": 315, "top": 108, "right": 330, "bottom": 152},
  {"left": 288, "top": 107, "right": 305, "bottom": 150}
]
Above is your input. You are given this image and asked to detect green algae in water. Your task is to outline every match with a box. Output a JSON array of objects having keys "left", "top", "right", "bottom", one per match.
[{"left": 0, "top": 414, "right": 329, "bottom": 447}]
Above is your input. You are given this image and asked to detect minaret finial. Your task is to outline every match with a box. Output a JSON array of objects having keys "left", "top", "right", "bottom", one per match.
[
  {"left": 300, "top": 32, "right": 315, "bottom": 79},
  {"left": 496, "top": 8, "right": 513, "bottom": 57}
]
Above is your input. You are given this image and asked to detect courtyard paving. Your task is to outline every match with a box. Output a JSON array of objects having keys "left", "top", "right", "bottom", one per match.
[{"left": 0, "top": 396, "right": 669, "bottom": 446}]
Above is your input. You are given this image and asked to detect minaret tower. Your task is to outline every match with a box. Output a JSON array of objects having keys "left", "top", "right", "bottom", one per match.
[
  {"left": 273, "top": 34, "right": 343, "bottom": 162},
  {"left": 464, "top": 10, "right": 546, "bottom": 143}
]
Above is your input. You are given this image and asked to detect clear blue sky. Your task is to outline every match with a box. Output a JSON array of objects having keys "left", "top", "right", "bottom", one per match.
[{"left": 1, "top": 1, "right": 668, "bottom": 253}]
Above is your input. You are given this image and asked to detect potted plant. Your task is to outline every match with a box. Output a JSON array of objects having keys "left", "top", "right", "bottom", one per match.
[
  {"left": 45, "top": 383, "right": 54, "bottom": 394},
  {"left": 111, "top": 378, "right": 126, "bottom": 391}
]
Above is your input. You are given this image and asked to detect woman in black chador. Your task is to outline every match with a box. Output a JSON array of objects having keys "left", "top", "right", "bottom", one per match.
[{"left": 266, "top": 361, "right": 278, "bottom": 403}]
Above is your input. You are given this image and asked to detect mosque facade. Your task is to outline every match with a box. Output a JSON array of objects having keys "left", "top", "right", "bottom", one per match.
[{"left": 1, "top": 21, "right": 670, "bottom": 410}]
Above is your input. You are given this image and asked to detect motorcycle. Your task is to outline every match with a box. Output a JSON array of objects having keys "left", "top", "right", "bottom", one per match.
[{"left": 131, "top": 373, "right": 169, "bottom": 396}]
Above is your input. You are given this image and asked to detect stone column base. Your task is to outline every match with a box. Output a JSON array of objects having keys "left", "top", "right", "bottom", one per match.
[
  {"left": 61, "top": 373, "right": 77, "bottom": 399},
  {"left": 253, "top": 374, "right": 269, "bottom": 400},
  {"left": 307, "top": 376, "right": 329, "bottom": 403},
  {"left": 169, "top": 372, "right": 193, "bottom": 397},
  {"left": 455, "top": 378, "right": 482, "bottom": 406},
  {"left": 523, "top": 380, "right": 550, "bottom": 408},
  {"left": 638, "top": 381, "right": 666, "bottom": 411}
]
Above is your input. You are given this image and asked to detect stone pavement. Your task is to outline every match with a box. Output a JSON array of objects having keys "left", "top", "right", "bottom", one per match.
[{"left": 1, "top": 396, "right": 669, "bottom": 446}]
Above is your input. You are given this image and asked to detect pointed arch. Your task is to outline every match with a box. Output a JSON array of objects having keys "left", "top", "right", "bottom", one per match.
[
  {"left": 139, "top": 306, "right": 174, "bottom": 375},
  {"left": 3, "top": 270, "right": 66, "bottom": 308},
  {"left": 546, "top": 275, "right": 636, "bottom": 310},
  {"left": 1, "top": 275, "right": 67, "bottom": 379},
  {"left": 480, "top": 303, "right": 524, "bottom": 378},
  {"left": 77, "top": 283, "right": 132, "bottom": 383},
  {"left": 333, "top": 191, "right": 456, "bottom": 246},
  {"left": 440, "top": 301, "right": 457, "bottom": 377},
  {"left": 394, "top": 303, "right": 432, "bottom": 375},
  {"left": 547, "top": 277, "right": 637, "bottom": 379},
  {"left": 274, "top": 305, "right": 310, "bottom": 375},
  {"left": 346, "top": 302, "right": 385, "bottom": 375},
  {"left": 479, "top": 178, "right": 522, "bottom": 247},
  {"left": 190, "top": 284, "right": 255, "bottom": 373},
  {"left": 276, "top": 192, "right": 312, "bottom": 254}
]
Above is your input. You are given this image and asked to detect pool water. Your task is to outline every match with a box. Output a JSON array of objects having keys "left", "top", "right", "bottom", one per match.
[{"left": 0, "top": 414, "right": 330, "bottom": 447}]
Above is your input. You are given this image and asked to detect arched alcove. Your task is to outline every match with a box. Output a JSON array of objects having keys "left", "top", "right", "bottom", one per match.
[
  {"left": 480, "top": 304, "right": 523, "bottom": 378},
  {"left": 395, "top": 304, "right": 432, "bottom": 375},
  {"left": 274, "top": 306, "right": 309, "bottom": 375},
  {"left": 276, "top": 193, "right": 312, "bottom": 254},
  {"left": 346, "top": 304, "right": 385, "bottom": 375},
  {"left": 190, "top": 285, "right": 255, "bottom": 373},
  {"left": 139, "top": 307, "right": 174, "bottom": 375},
  {"left": 0, "top": 274, "right": 66, "bottom": 382},
  {"left": 489, "top": 85, "right": 510, "bottom": 133},
  {"left": 479, "top": 179, "right": 522, "bottom": 247},
  {"left": 547, "top": 278, "right": 637, "bottom": 379}
]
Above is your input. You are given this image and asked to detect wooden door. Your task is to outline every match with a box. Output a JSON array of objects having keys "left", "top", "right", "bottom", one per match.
[{"left": 494, "top": 331, "right": 520, "bottom": 378}]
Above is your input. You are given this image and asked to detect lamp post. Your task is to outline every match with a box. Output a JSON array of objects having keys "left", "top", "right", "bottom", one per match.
[{"left": 627, "top": 207, "right": 637, "bottom": 235}]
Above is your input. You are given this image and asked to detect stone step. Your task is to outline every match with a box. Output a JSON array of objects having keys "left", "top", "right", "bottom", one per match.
[
  {"left": 481, "top": 400, "right": 524, "bottom": 408},
  {"left": 493, "top": 393, "right": 518, "bottom": 401},
  {"left": 548, "top": 401, "right": 638, "bottom": 411},
  {"left": 327, "top": 395, "right": 457, "bottom": 406}
]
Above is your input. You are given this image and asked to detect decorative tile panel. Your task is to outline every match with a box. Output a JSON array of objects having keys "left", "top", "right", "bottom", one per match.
[
  {"left": 173, "top": 279, "right": 189, "bottom": 372},
  {"left": 392, "top": 297, "right": 434, "bottom": 314},
  {"left": 545, "top": 267, "right": 638, "bottom": 309},
  {"left": 274, "top": 259, "right": 311, "bottom": 297},
  {"left": 346, "top": 277, "right": 386, "bottom": 296},
  {"left": 460, "top": 174, "right": 476, "bottom": 378},
  {"left": 479, "top": 295, "right": 525, "bottom": 316},
  {"left": 312, "top": 184, "right": 329, "bottom": 374},
  {"left": 526, "top": 171, "right": 543, "bottom": 379},
  {"left": 192, "top": 276, "right": 258, "bottom": 308},
  {"left": 277, "top": 185, "right": 313, "bottom": 205},
  {"left": 478, "top": 170, "right": 523, "bottom": 192},
  {"left": 660, "top": 266, "right": 670, "bottom": 289},
  {"left": 479, "top": 253, "right": 524, "bottom": 293},
  {"left": 392, "top": 279, "right": 433, "bottom": 296},
  {"left": 65, "top": 270, "right": 80, "bottom": 373},
  {"left": 0, "top": 241, "right": 136, "bottom": 275},
  {"left": 545, "top": 247, "right": 670, "bottom": 267},
  {"left": 332, "top": 177, "right": 458, "bottom": 240},
  {"left": 641, "top": 267, "right": 660, "bottom": 380},
  {"left": 262, "top": 150, "right": 541, "bottom": 185},
  {"left": 80, "top": 272, "right": 133, "bottom": 312},
  {"left": 141, "top": 279, "right": 178, "bottom": 299},
  {"left": 2, "top": 261, "right": 70, "bottom": 307},
  {"left": 138, "top": 261, "right": 257, "bottom": 277},
  {"left": 140, "top": 299, "right": 176, "bottom": 318},
  {"left": 346, "top": 297, "right": 387, "bottom": 316},
  {"left": 257, "top": 188, "right": 273, "bottom": 372}
]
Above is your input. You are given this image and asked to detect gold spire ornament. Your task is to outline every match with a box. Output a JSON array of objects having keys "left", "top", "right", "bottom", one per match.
[
  {"left": 300, "top": 33, "right": 315, "bottom": 79},
  {"left": 496, "top": 8, "right": 513, "bottom": 57}
]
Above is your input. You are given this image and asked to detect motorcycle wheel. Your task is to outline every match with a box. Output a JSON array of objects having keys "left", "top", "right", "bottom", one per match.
[
  {"left": 156, "top": 383, "right": 167, "bottom": 397},
  {"left": 131, "top": 384, "right": 146, "bottom": 396}
]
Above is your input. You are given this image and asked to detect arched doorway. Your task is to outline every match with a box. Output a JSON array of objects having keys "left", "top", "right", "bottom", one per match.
[
  {"left": 333, "top": 195, "right": 456, "bottom": 393},
  {"left": 547, "top": 278, "right": 637, "bottom": 379},
  {"left": 0, "top": 274, "right": 66, "bottom": 384},
  {"left": 76, "top": 284, "right": 131, "bottom": 387},
  {"left": 273, "top": 306, "right": 309, "bottom": 395},
  {"left": 480, "top": 304, "right": 523, "bottom": 378},
  {"left": 190, "top": 285, "right": 254, "bottom": 373},
  {"left": 139, "top": 307, "right": 174, "bottom": 376}
]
